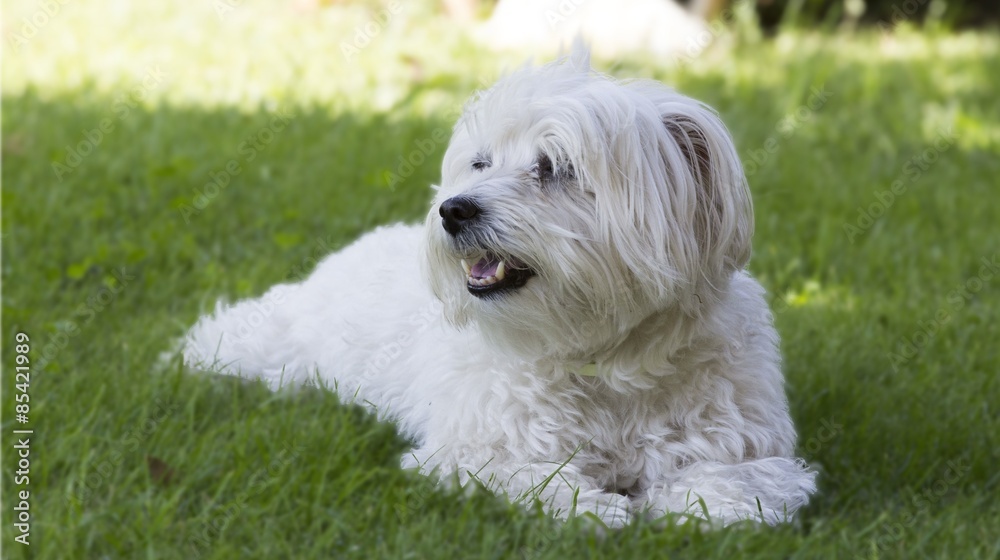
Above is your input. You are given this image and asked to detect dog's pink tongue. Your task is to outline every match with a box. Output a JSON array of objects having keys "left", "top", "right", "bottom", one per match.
[{"left": 471, "top": 257, "right": 499, "bottom": 279}]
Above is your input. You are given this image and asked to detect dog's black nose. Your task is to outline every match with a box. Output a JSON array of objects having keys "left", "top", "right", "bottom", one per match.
[{"left": 439, "top": 196, "right": 481, "bottom": 235}]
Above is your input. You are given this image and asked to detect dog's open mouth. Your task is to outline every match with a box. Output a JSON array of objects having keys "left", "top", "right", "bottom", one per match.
[{"left": 461, "top": 254, "right": 535, "bottom": 297}]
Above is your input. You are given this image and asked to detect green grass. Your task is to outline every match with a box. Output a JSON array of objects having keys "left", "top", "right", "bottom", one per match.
[{"left": 2, "top": 2, "right": 999, "bottom": 558}]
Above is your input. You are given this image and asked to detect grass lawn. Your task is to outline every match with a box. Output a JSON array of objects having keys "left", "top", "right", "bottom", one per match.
[{"left": 2, "top": 2, "right": 999, "bottom": 558}]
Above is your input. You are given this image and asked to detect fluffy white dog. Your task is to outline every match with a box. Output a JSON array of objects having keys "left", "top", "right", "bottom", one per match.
[{"left": 183, "top": 50, "right": 816, "bottom": 528}]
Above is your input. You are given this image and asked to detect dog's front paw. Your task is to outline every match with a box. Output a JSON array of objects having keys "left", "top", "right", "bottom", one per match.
[
  {"left": 593, "top": 496, "right": 633, "bottom": 529},
  {"left": 637, "top": 457, "right": 817, "bottom": 526},
  {"left": 571, "top": 491, "right": 633, "bottom": 529}
]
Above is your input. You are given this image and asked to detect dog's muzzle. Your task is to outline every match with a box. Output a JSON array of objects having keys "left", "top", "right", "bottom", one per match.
[
  {"left": 438, "top": 196, "right": 536, "bottom": 297},
  {"left": 439, "top": 196, "right": 481, "bottom": 236}
]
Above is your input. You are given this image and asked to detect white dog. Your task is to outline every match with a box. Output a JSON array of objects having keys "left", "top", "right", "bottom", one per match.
[{"left": 183, "top": 49, "right": 816, "bottom": 528}]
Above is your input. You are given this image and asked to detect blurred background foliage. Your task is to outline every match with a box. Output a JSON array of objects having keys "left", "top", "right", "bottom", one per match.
[
  {"left": 744, "top": 0, "right": 1000, "bottom": 29},
  {"left": 309, "top": 0, "right": 1000, "bottom": 28}
]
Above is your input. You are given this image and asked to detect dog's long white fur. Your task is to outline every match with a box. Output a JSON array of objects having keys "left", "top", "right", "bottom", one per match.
[{"left": 183, "top": 49, "right": 816, "bottom": 527}]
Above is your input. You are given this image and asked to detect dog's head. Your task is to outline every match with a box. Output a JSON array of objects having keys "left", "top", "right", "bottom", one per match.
[{"left": 423, "top": 50, "right": 752, "bottom": 360}]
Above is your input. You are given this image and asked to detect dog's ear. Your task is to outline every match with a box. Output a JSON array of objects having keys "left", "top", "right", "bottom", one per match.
[{"left": 662, "top": 107, "right": 753, "bottom": 293}]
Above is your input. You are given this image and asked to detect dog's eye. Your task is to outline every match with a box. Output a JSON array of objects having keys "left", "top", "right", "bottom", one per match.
[
  {"left": 471, "top": 155, "right": 491, "bottom": 171},
  {"left": 536, "top": 155, "right": 554, "bottom": 179},
  {"left": 534, "top": 154, "right": 573, "bottom": 182}
]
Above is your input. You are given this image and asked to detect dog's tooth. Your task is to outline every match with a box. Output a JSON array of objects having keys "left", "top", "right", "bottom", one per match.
[
  {"left": 461, "top": 259, "right": 471, "bottom": 275},
  {"left": 495, "top": 260, "right": 506, "bottom": 280}
]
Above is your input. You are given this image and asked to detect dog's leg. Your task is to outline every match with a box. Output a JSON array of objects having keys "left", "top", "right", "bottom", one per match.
[
  {"left": 182, "top": 281, "right": 314, "bottom": 386},
  {"left": 182, "top": 224, "right": 439, "bottom": 398},
  {"left": 404, "top": 448, "right": 633, "bottom": 528},
  {"left": 638, "top": 457, "right": 816, "bottom": 526}
]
